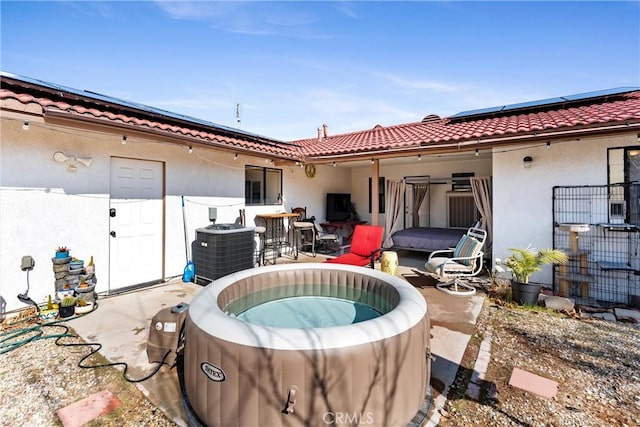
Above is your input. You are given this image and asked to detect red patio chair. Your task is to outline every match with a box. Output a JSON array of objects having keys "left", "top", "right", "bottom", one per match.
[{"left": 324, "top": 225, "right": 384, "bottom": 268}]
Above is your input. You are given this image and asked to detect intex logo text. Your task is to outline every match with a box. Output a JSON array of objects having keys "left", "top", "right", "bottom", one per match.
[
  {"left": 201, "top": 362, "right": 226, "bottom": 382},
  {"left": 322, "top": 412, "right": 374, "bottom": 425}
]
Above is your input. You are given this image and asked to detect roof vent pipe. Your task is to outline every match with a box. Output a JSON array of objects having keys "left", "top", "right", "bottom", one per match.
[
  {"left": 317, "top": 127, "right": 322, "bottom": 141},
  {"left": 322, "top": 123, "right": 328, "bottom": 139}
]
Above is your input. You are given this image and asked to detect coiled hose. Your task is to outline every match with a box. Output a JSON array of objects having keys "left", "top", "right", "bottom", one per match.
[{"left": 0, "top": 303, "right": 169, "bottom": 383}]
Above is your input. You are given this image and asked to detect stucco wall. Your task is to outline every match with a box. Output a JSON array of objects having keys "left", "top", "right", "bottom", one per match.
[
  {"left": 492, "top": 132, "right": 639, "bottom": 285},
  {"left": 0, "top": 115, "right": 350, "bottom": 312},
  {"left": 280, "top": 164, "right": 351, "bottom": 222}
]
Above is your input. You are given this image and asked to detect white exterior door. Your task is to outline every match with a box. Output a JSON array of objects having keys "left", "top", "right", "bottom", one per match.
[{"left": 109, "top": 157, "right": 163, "bottom": 292}]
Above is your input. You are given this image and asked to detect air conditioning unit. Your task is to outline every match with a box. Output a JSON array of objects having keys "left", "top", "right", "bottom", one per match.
[{"left": 609, "top": 200, "right": 626, "bottom": 224}]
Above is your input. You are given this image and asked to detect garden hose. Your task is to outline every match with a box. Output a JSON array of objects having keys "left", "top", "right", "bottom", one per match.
[{"left": 0, "top": 303, "right": 170, "bottom": 383}]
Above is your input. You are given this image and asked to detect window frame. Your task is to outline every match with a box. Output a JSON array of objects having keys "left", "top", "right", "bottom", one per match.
[{"left": 245, "top": 165, "right": 283, "bottom": 206}]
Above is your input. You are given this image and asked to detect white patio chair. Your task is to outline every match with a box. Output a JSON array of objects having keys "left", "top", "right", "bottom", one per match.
[{"left": 424, "top": 227, "right": 487, "bottom": 296}]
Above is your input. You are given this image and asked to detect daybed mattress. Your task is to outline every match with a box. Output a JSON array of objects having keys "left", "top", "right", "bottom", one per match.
[{"left": 391, "top": 227, "right": 467, "bottom": 252}]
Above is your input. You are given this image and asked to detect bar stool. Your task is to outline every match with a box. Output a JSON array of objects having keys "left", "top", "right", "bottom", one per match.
[
  {"left": 292, "top": 220, "right": 316, "bottom": 259},
  {"left": 254, "top": 226, "right": 266, "bottom": 266}
]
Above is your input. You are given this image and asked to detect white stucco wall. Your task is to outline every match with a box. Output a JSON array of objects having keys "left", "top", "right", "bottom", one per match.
[
  {"left": 279, "top": 164, "right": 351, "bottom": 222},
  {"left": 492, "top": 132, "right": 639, "bottom": 285},
  {"left": 0, "top": 115, "right": 350, "bottom": 313}
]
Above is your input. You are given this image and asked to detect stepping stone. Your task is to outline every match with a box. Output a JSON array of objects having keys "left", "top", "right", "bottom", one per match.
[
  {"left": 509, "top": 367, "right": 558, "bottom": 399},
  {"left": 56, "top": 389, "right": 121, "bottom": 427}
]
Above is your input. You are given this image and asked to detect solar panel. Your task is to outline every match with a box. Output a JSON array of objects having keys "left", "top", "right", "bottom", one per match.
[
  {"left": 1, "top": 71, "right": 289, "bottom": 144},
  {"left": 450, "top": 87, "right": 639, "bottom": 120},
  {"left": 450, "top": 105, "right": 503, "bottom": 119},
  {"left": 562, "top": 87, "right": 639, "bottom": 101}
]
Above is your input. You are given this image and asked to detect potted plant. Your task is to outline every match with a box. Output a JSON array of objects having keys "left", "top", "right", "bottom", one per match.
[
  {"left": 55, "top": 246, "right": 70, "bottom": 259},
  {"left": 497, "top": 246, "right": 568, "bottom": 305},
  {"left": 74, "top": 297, "right": 94, "bottom": 314},
  {"left": 39, "top": 295, "right": 59, "bottom": 321},
  {"left": 59, "top": 294, "right": 76, "bottom": 318}
]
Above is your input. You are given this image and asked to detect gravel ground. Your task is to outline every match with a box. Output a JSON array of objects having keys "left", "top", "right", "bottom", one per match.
[
  {"left": 0, "top": 309, "right": 176, "bottom": 426},
  {"left": 2, "top": 290, "right": 640, "bottom": 427},
  {"left": 438, "top": 294, "right": 640, "bottom": 427}
]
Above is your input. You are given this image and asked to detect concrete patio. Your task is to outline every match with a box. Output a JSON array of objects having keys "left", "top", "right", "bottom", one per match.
[{"left": 68, "top": 250, "right": 485, "bottom": 426}]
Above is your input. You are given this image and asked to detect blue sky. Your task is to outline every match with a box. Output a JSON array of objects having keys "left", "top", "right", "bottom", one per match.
[{"left": 2, "top": 1, "right": 639, "bottom": 141}]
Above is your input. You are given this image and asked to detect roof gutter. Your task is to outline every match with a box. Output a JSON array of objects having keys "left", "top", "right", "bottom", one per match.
[
  {"left": 42, "top": 107, "right": 303, "bottom": 164},
  {"left": 301, "top": 121, "right": 640, "bottom": 164}
]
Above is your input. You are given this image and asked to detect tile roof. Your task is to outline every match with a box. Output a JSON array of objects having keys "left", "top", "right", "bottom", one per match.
[
  {"left": 0, "top": 78, "right": 300, "bottom": 161},
  {"left": 2, "top": 71, "right": 640, "bottom": 164},
  {"left": 295, "top": 90, "right": 640, "bottom": 160}
]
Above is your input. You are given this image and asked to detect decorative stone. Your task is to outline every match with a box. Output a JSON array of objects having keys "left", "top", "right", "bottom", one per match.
[
  {"left": 53, "top": 264, "right": 69, "bottom": 273},
  {"left": 613, "top": 308, "right": 640, "bottom": 323},
  {"left": 592, "top": 312, "right": 617, "bottom": 322},
  {"left": 539, "top": 294, "right": 575, "bottom": 312},
  {"left": 65, "top": 276, "right": 80, "bottom": 286},
  {"left": 579, "top": 304, "right": 610, "bottom": 313},
  {"left": 75, "top": 283, "right": 97, "bottom": 303}
]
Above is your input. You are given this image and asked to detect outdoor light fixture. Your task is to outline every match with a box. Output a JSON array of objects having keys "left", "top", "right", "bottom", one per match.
[
  {"left": 546, "top": 141, "right": 551, "bottom": 149},
  {"left": 234, "top": 153, "right": 238, "bottom": 160},
  {"left": 333, "top": 162, "right": 336, "bottom": 167},
  {"left": 371, "top": 159, "right": 375, "bottom": 164},
  {"left": 523, "top": 156, "right": 533, "bottom": 168},
  {"left": 475, "top": 149, "right": 479, "bottom": 156},
  {"left": 22, "top": 120, "right": 29, "bottom": 131},
  {"left": 121, "top": 135, "right": 127, "bottom": 145},
  {"left": 418, "top": 154, "right": 422, "bottom": 160},
  {"left": 188, "top": 146, "right": 193, "bottom": 154}
]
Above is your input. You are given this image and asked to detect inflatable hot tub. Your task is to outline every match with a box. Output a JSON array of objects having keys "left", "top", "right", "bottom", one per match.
[{"left": 184, "top": 263, "right": 430, "bottom": 427}]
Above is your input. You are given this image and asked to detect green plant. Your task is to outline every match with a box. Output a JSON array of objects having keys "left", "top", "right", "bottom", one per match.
[
  {"left": 497, "top": 246, "right": 568, "bottom": 283},
  {"left": 76, "top": 297, "right": 88, "bottom": 307},
  {"left": 61, "top": 294, "right": 76, "bottom": 307},
  {"left": 56, "top": 246, "right": 69, "bottom": 253},
  {"left": 349, "top": 202, "right": 360, "bottom": 221},
  {"left": 46, "top": 295, "right": 54, "bottom": 310}
]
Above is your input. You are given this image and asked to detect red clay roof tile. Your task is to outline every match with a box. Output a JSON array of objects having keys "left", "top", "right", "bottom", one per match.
[
  {"left": 3, "top": 79, "right": 640, "bottom": 162},
  {"left": 295, "top": 91, "right": 640, "bottom": 158},
  {"left": 1, "top": 88, "right": 298, "bottom": 159}
]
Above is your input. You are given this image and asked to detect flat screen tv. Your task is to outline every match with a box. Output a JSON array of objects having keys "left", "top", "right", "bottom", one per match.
[{"left": 326, "top": 193, "right": 351, "bottom": 222}]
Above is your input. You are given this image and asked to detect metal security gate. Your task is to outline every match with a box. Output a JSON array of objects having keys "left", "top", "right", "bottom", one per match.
[{"left": 552, "top": 184, "right": 640, "bottom": 306}]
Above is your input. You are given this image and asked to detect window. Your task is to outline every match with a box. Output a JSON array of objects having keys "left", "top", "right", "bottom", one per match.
[
  {"left": 245, "top": 165, "right": 282, "bottom": 205},
  {"left": 452, "top": 172, "right": 474, "bottom": 191},
  {"left": 368, "top": 177, "right": 385, "bottom": 213},
  {"left": 608, "top": 146, "right": 640, "bottom": 224}
]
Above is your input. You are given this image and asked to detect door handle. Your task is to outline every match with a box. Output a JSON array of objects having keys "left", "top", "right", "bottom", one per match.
[{"left": 110, "top": 231, "right": 116, "bottom": 238}]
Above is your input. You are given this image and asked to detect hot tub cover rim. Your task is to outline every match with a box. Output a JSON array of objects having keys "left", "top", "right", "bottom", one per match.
[{"left": 188, "top": 263, "right": 428, "bottom": 350}]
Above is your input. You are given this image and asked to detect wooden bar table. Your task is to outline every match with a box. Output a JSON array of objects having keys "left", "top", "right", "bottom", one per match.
[{"left": 255, "top": 212, "right": 299, "bottom": 264}]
